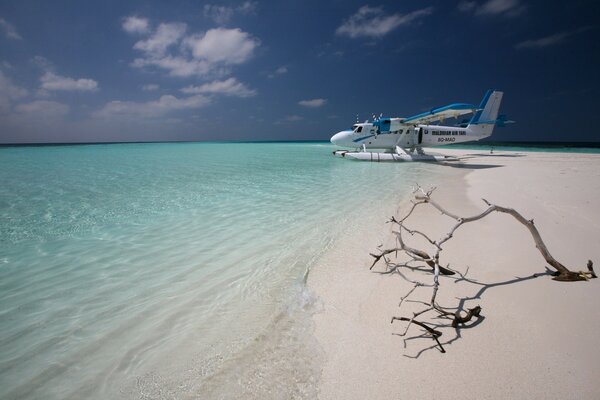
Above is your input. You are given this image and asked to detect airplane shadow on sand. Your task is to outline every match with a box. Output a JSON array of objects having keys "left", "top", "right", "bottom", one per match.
[
  {"left": 435, "top": 162, "right": 504, "bottom": 170},
  {"left": 458, "top": 152, "right": 527, "bottom": 158}
]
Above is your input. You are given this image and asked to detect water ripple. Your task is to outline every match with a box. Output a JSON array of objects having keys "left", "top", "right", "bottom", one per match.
[{"left": 0, "top": 142, "right": 433, "bottom": 399}]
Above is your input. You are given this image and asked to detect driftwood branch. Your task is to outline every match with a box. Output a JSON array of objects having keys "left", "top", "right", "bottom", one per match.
[{"left": 371, "top": 186, "right": 596, "bottom": 354}]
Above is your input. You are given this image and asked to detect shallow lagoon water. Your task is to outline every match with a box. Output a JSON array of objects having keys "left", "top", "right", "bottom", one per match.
[{"left": 0, "top": 142, "right": 431, "bottom": 399}]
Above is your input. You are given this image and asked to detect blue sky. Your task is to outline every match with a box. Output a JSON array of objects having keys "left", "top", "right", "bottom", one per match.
[{"left": 0, "top": 0, "right": 598, "bottom": 143}]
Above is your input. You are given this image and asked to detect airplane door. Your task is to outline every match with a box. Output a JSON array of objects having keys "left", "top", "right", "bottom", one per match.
[{"left": 418, "top": 128, "right": 423, "bottom": 144}]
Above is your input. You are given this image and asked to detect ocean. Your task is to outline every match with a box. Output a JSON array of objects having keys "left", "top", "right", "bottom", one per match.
[{"left": 0, "top": 142, "right": 433, "bottom": 399}]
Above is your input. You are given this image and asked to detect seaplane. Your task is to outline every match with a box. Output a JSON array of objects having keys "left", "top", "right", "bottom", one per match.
[{"left": 331, "top": 90, "right": 510, "bottom": 161}]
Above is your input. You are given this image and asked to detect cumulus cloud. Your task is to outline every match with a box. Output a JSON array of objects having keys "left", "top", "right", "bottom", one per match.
[
  {"left": 129, "top": 21, "right": 260, "bottom": 78},
  {"left": 184, "top": 28, "right": 259, "bottom": 64},
  {"left": 15, "top": 100, "right": 69, "bottom": 117},
  {"left": 0, "top": 17, "right": 22, "bottom": 40},
  {"left": 458, "top": 0, "right": 525, "bottom": 17},
  {"left": 31, "top": 55, "right": 54, "bottom": 70},
  {"left": 203, "top": 1, "right": 257, "bottom": 24},
  {"left": 141, "top": 83, "right": 159, "bottom": 91},
  {"left": 134, "top": 22, "right": 187, "bottom": 57},
  {"left": 268, "top": 66, "right": 288, "bottom": 78},
  {"left": 0, "top": 70, "right": 28, "bottom": 112},
  {"left": 0, "top": 71, "right": 28, "bottom": 99},
  {"left": 180, "top": 77, "right": 256, "bottom": 97},
  {"left": 298, "top": 98, "right": 326, "bottom": 108},
  {"left": 40, "top": 72, "right": 98, "bottom": 91},
  {"left": 94, "top": 94, "right": 210, "bottom": 118},
  {"left": 336, "top": 5, "right": 433, "bottom": 39},
  {"left": 122, "top": 16, "right": 150, "bottom": 34},
  {"left": 132, "top": 55, "right": 214, "bottom": 78}
]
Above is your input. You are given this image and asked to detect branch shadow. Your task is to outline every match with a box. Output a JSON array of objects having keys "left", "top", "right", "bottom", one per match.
[
  {"left": 393, "top": 269, "right": 553, "bottom": 358},
  {"left": 454, "top": 269, "right": 553, "bottom": 313}
]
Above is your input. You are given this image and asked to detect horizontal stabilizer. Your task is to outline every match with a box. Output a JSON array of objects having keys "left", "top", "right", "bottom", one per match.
[{"left": 495, "top": 114, "right": 515, "bottom": 127}]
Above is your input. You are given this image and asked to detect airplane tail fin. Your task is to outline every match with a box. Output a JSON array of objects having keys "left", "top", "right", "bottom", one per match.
[{"left": 467, "top": 90, "right": 504, "bottom": 137}]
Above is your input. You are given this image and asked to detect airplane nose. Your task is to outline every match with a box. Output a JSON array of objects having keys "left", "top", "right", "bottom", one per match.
[
  {"left": 330, "top": 131, "right": 346, "bottom": 146},
  {"left": 330, "top": 132, "right": 340, "bottom": 145}
]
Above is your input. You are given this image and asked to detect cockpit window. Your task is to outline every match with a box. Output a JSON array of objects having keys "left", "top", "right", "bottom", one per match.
[
  {"left": 356, "top": 126, "right": 362, "bottom": 133},
  {"left": 353, "top": 125, "right": 362, "bottom": 133}
]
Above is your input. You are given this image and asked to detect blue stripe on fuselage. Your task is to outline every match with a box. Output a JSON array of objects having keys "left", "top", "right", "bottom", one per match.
[
  {"left": 352, "top": 131, "right": 393, "bottom": 143},
  {"left": 353, "top": 134, "right": 375, "bottom": 143}
]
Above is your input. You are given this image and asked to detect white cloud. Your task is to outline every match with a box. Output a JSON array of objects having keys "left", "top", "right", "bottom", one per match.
[
  {"left": 515, "top": 32, "right": 568, "bottom": 49},
  {"left": 132, "top": 55, "right": 214, "bottom": 77},
  {"left": 40, "top": 72, "right": 98, "bottom": 91},
  {"left": 31, "top": 55, "right": 54, "bottom": 70},
  {"left": 184, "top": 28, "right": 259, "bottom": 64},
  {"left": 298, "top": 98, "right": 327, "bottom": 108},
  {"left": 129, "top": 22, "right": 259, "bottom": 78},
  {"left": 134, "top": 22, "right": 187, "bottom": 57},
  {"left": 93, "top": 94, "right": 210, "bottom": 118},
  {"left": 0, "top": 71, "right": 28, "bottom": 99},
  {"left": 515, "top": 27, "right": 592, "bottom": 49},
  {"left": 274, "top": 115, "right": 303, "bottom": 125},
  {"left": 0, "top": 70, "right": 28, "bottom": 113},
  {"left": 477, "top": 0, "right": 522, "bottom": 15},
  {"left": 203, "top": 2, "right": 257, "bottom": 24},
  {"left": 204, "top": 5, "right": 234, "bottom": 24},
  {"left": 15, "top": 100, "right": 69, "bottom": 117},
  {"left": 180, "top": 77, "right": 256, "bottom": 97},
  {"left": 0, "top": 17, "right": 22, "bottom": 40},
  {"left": 122, "top": 16, "right": 150, "bottom": 34},
  {"left": 268, "top": 66, "right": 288, "bottom": 78},
  {"left": 458, "top": 0, "right": 525, "bottom": 17},
  {"left": 141, "top": 83, "right": 160, "bottom": 91},
  {"left": 336, "top": 6, "right": 433, "bottom": 39},
  {"left": 457, "top": 1, "right": 477, "bottom": 12},
  {"left": 238, "top": 1, "right": 257, "bottom": 14}
]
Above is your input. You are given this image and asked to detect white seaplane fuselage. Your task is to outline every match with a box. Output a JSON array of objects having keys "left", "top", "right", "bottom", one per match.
[
  {"left": 330, "top": 90, "right": 506, "bottom": 162},
  {"left": 331, "top": 121, "right": 479, "bottom": 149}
]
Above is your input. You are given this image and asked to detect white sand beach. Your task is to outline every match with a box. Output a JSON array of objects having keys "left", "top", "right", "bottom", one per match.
[{"left": 309, "top": 149, "right": 600, "bottom": 399}]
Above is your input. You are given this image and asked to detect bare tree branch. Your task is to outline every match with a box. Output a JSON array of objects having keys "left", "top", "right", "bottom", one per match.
[{"left": 371, "top": 187, "right": 596, "bottom": 354}]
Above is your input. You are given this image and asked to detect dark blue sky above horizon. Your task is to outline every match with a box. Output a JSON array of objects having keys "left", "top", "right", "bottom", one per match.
[{"left": 1, "top": 0, "right": 598, "bottom": 143}]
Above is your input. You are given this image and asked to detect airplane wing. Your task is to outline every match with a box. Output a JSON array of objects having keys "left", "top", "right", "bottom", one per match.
[{"left": 402, "top": 103, "right": 478, "bottom": 125}]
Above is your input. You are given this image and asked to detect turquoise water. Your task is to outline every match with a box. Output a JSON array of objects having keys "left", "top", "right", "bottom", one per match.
[{"left": 0, "top": 142, "right": 432, "bottom": 399}]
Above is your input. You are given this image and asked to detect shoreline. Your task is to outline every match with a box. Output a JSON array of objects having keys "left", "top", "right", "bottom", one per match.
[{"left": 308, "top": 149, "right": 600, "bottom": 399}]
